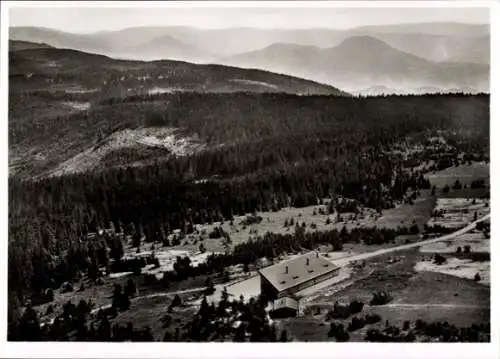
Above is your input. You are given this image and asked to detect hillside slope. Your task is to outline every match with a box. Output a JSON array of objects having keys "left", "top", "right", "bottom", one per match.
[
  {"left": 9, "top": 43, "right": 345, "bottom": 177},
  {"left": 10, "top": 91, "right": 489, "bottom": 179},
  {"left": 9, "top": 40, "right": 54, "bottom": 51},
  {"left": 221, "top": 36, "right": 489, "bottom": 92},
  {"left": 9, "top": 43, "right": 343, "bottom": 95}
]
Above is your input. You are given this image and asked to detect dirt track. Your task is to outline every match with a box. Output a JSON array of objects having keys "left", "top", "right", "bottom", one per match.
[{"left": 331, "top": 213, "right": 490, "bottom": 267}]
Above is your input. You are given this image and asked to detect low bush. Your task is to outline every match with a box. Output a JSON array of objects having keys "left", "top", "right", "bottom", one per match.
[
  {"left": 434, "top": 254, "right": 447, "bottom": 265},
  {"left": 370, "top": 291, "right": 392, "bottom": 306},
  {"left": 348, "top": 316, "right": 366, "bottom": 332},
  {"left": 349, "top": 300, "right": 364, "bottom": 314},
  {"left": 328, "top": 323, "right": 349, "bottom": 342}
]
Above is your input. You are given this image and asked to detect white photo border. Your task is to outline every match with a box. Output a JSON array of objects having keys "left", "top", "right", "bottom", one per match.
[{"left": 0, "top": 1, "right": 498, "bottom": 359}]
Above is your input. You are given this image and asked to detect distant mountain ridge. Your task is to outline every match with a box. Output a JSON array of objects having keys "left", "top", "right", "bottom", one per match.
[
  {"left": 10, "top": 22, "right": 489, "bottom": 64},
  {"left": 349, "top": 22, "right": 489, "bottom": 37},
  {"left": 115, "top": 34, "right": 215, "bottom": 62},
  {"left": 221, "top": 36, "right": 489, "bottom": 93},
  {"left": 9, "top": 23, "right": 489, "bottom": 94}
]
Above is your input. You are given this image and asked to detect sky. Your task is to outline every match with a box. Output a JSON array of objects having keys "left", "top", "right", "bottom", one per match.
[{"left": 8, "top": 4, "right": 490, "bottom": 33}]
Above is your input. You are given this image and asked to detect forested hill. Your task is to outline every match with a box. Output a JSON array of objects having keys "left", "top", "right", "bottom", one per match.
[
  {"left": 10, "top": 91, "right": 488, "bottom": 179},
  {"left": 9, "top": 43, "right": 347, "bottom": 177},
  {"left": 9, "top": 42, "right": 345, "bottom": 95}
]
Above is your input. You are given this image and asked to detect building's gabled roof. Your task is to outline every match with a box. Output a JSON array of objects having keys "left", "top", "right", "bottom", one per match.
[{"left": 258, "top": 251, "right": 338, "bottom": 292}]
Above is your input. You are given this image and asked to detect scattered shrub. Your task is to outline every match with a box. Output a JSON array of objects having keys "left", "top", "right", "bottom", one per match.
[
  {"left": 327, "top": 301, "right": 351, "bottom": 319},
  {"left": 370, "top": 291, "right": 392, "bottom": 306},
  {"left": 241, "top": 214, "right": 263, "bottom": 226},
  {"left": 434, "top": 254, "right": 447, "bottom": 265},
  {"left": 328, "top": 323, "right": 349, "bottom": 342},
  {"left": 349, "top": 300, "right": 364, "bottom": 314},
  {"left": 348, "top": 316, "right": 366, "bottom": 332},
  {"left": 409, "top": 224, "right": 420, "bottom": 234}
]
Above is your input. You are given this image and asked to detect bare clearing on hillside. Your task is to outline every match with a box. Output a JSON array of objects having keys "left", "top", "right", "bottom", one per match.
[
  {"left": 46, "top": 127, "right": 206, "bottom": 177},
  {"left": 62, "top": 101, "right": 91, "bottom": 111},
  {"left": 230, "top": 79, "right": 279, "bottom": 90},
  {"left": 147, "top": 87, "right": 184, "bottom": 95}
]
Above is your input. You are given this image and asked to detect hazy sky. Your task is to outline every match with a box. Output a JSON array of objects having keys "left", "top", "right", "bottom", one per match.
[{"left": 9, "top": 5, "right": 489, "bottom": 33}]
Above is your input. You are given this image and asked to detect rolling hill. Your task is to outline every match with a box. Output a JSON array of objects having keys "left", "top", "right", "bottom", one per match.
[
  {"left": 221, "top": 36, "right": 490, "bottom": 93},
  {"left": 8, "top": 42, "right": 345, "bottom": 178},
  {"left": 9, "top": 40, "right": 54, "bottom": 51},
  {"left": 9, "top": 42, "right": 344, "bottom": 95}
]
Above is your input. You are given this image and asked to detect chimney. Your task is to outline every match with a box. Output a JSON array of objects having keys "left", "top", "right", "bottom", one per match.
[
  {"left": 285, "top": 265, "right": 288, "bottom": 274},
  {"left": 306, "top": 258, "right": 310, "bottom": 266}
]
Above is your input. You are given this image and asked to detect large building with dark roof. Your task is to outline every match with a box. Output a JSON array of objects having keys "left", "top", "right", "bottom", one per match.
[{"left": 258, "top": 251, "right": 339, "bottom": 303}]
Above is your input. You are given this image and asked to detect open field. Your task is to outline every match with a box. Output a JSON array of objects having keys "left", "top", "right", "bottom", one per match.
[
  {"left": 110, "top": 295, "right": 197, "bottom": 341},
  {"left": 162, "top": 193, "right": 435, "bottom": 255},
  {"left": 426, "top": 162, "right": 489, "bottom": 189},
  {"left": 427, "top": 162, "right": 490, "bottom": 199},
  {"left": 310, "top": 250, "right": 419, "bottom": 305},
  {"left": 282, "top": 301, "right": 489, "bottom": 342},
  {"left": 427, "top": 198, "right": 489, "bottom": 229},
  {"left": 415, "top": 258, "right": 490, "bottom": 286},
  {"left": 420, "top": 231, "right": 489, "bottom": 254}
]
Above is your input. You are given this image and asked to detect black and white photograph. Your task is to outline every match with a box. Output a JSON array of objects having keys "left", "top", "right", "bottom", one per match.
[{"left": 1, "top": 0, "right": 497, "bottom": 356}]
